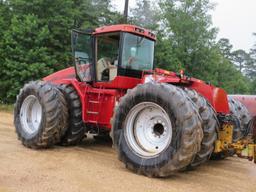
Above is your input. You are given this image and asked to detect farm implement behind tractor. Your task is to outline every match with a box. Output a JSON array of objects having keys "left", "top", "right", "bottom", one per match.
[
  {"left": 228, "top": 95, "right": 256, "bottom": 163},
  {"left": 14, "top": 24, "right": 256, "bottom": 177}
]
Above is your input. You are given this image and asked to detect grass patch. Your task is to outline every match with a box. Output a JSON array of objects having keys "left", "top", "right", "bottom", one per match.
[{"left": 0, "top": 104, "right": 14, "bottom": 113}]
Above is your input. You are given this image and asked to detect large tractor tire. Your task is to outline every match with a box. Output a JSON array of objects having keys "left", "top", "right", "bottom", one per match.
[
  {"left": 184, "top": 88, "right": 218, "bottom": 168},
  {"left": 228, "top": 97, "right": 251, "bottom": 140},
  {"left": 111, "top": 83, "right": 203, "bottom": 177},
  {"left": 58, "top": 84, "right": 86, "bottom": 146},
  {"left": 14, "top": 81, "right": 68, "bottom": 149}
]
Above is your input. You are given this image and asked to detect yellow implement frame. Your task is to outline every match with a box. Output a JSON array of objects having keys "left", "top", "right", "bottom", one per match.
[{"left": 214, "top": 123, "right": 256, "bottom": 163}]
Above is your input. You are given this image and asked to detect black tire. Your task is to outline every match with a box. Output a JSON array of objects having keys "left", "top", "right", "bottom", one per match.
[
  {"left": 184, "top": 88, "right": 218, "bottom": 168},
  {"left": 14, "top": 81, "right": 68, "bottom": 148},
  {"left": 112, "top": 83, "right": 203, "bottom": 177},
  {"left": 210, "top": 151, "right": 226, "bottom": 160},
  {"left": 58, "top": 84, "right": 85, "bottom": 146},
  {"left": 228, "top": 97, "right": 251, "bottom": 139}
]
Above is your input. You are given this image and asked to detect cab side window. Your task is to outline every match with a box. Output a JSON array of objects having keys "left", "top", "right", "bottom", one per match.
[
  {"left": 96, "top": 33, "right": 120, "bottom": 81},
  {"left": 72, "top": 31, "right": 93, "bottom": 82}
]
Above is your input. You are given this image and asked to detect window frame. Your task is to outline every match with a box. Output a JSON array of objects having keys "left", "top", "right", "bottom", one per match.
[
  {"left": 117, "top": 32, "right": 155, "bottom": 78},
  {"left": 71, "top": 29, "right": 96, "bottom": 82},
  {"left": 95, "top": 32, "right": 122, "bottom": 82}
]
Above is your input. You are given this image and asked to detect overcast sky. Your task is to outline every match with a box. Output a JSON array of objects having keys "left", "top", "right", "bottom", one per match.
[{"left": 111, "top": 0, "right": 256, "bottom": 52}]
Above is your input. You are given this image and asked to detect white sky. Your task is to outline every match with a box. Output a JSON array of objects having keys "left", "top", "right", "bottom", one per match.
[{"left": 111, "top": 0, "right": 256, "bottom": 52}]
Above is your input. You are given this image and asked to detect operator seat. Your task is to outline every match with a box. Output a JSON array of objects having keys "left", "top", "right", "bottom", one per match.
[{"left": 97, "top": 57, "right": 117, "bottom": 81}]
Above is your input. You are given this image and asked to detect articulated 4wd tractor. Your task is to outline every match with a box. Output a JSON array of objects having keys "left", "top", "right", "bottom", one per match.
[{"left": 14, "top": 24, "right": 256, "bottom": 177}]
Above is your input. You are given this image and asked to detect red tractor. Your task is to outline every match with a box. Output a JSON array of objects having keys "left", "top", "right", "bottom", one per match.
[{"left": 14, "top": 24, "right": 256, "bottom": 177}]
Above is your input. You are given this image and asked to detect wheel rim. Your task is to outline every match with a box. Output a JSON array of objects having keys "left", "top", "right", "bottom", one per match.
[
  {"left": 20, "top": 95, "right": 42, "bottom": 135},
  {"left": 124, "top": 102, "right": 172, "bottom": 158}
]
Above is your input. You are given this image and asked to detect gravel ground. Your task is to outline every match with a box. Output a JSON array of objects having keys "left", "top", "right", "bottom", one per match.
[{"left": 0, "top": 111, "right": 256, "bottom": 192}]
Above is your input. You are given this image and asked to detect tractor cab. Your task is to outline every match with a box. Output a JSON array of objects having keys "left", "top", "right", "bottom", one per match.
[{"left": 71, "top": 25, "right": 156, "bottom": 84}]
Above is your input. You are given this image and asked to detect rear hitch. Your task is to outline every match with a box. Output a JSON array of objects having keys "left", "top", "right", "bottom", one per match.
[
  {"left": 235, "top": 117, "right": 256, "bottom": 164},
  {"left": 214, "top": 119, "right": 256, "bottom": 164}
]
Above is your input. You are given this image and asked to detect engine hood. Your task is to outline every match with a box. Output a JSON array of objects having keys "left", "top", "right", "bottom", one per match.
[{"left": 43, "top": 67, "right": 76, "bottom": 83}]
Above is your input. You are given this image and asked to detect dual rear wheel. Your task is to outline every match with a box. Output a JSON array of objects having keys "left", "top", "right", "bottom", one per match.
[
  {"left": 228, "top": 97, "right": 251, "bottom": 139},
  {"left": 111, "top": 83, "right": 204, "bottom": 177},
  {"left": 184, "top": 88, "right": 218, "bottom": 168}
]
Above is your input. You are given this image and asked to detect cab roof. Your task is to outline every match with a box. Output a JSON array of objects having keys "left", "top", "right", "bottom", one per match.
[{"left": 93, "top": 24, "right": 156, "bottom": 41}]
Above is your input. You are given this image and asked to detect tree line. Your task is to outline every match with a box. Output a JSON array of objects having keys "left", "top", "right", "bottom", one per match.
[{"left": 0, "top": 0, "right": 255, "bottom": 103}]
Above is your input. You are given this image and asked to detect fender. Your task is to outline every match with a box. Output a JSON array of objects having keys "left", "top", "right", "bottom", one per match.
[
  {"left": 142, "top": 72, "right": 230, "bottom": 114},
  {"left": 43, "top": 67, "right": 84, "bottom": 97},
  {"left": 43, "top": 66, "right": 76, "bottom": 83},
  {"left": 189, "top": 80, "right": 230, "bottom": 114},
  {"left": 43, "top": 67, "right": 89, "bottom": 126}
]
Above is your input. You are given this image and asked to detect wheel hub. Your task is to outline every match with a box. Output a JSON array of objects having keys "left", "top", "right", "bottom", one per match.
[
  {"left": 153, "top": 123, "right": 165, "bottom": 137},
  {"left": 20, "top": 95, "right": 42, "bottom": 135},
  {"left": 125, "top": 102, "right": 172, "bottom": 158}
]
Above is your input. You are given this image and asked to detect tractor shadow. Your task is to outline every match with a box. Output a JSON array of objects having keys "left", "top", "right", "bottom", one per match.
[
  {"left": 48, "top": 136, "right": 255, "bottom": 181},
  {"left": 68, "top": 137, "right": 249, "bottom": 178}
]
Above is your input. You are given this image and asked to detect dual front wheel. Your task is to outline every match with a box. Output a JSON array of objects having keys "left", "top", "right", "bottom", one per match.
[{"left": 14, "top": 81, "right": 85, "bottom": 148}]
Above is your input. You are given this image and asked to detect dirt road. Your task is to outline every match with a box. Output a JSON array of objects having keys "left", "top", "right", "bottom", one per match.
[{"left": 0, "top": 111, "right": 256, "bottom": 192}]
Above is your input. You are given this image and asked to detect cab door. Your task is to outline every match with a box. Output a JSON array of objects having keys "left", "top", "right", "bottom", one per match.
[{"left": 71, "top": 30, "right": 94, "bottom": 82}]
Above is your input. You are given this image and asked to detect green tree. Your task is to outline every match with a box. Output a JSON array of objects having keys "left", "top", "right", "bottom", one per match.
[
  {"left": 246, "top": 33, "right": 256, "bottom": 79},
  {"left": 130, "top": 0, "right": 159, "bottom": 30},
  {"left": 0, "top": 0, "right": 120, "bottom": 103},
  {"left": 0, "top": 1, "right": 12, "bottom": 103},
  {"left": 231, "top": 49, "right": 250, "bottom": 72},
  {"left": 246, "top": 33, "right": 256, "bottom": 93},
  {"left": 8, "top": 0, "right": 117, "bottom": 68},
  {"left": 0, "top": 1, "right": 11, "bottom": 36},
  {"left": 0, "top": 1, "right": 11, "bottom": 66},
  {"left": 0, "top": 14, "right": 54, "bottom": 102},
  {"left": 217, "top": 39, "right": 253, "bottom": 93},
  {"left": 158, "top": 0, "right": 218, "bottom": 79},
  {"left": 217, "top": 38, "right": 233, "bottom": 60},
  {"left": 130, "top": 0, "right": 251, "bottom": 94}
]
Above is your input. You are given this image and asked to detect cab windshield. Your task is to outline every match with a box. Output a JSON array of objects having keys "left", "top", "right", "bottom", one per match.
[{"left": 121, "top": 33, "right": 154, "bottom": 71}]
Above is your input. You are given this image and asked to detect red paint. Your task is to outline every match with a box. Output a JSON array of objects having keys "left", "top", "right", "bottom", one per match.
[
  {"left": 84, "top": 87, "right": 119, "bottom": 128},
  {"left": 189, "top": 81, "right": 230, "bottom": 114},
  {"left": 142, "top": 70, "right": 230, "bottom": 114},
  {"left": 44, "top": 76, "right": 122, "bottom": 129},
  {"left": 43, "top": 67, "right": 76, "bottom": 82},
  {"left": 93, "top": 76, "right": 141, "bottom": 89},
  {"left": 94, "top": 24, "right": 156, "bottom": 41},
  {"left": 43, "top": 66, "right": 230, "bottom": 130}
]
